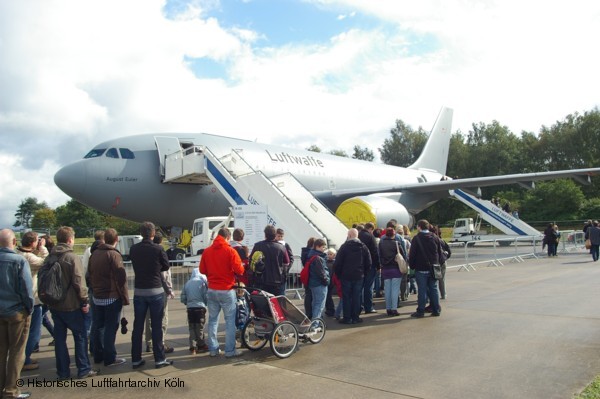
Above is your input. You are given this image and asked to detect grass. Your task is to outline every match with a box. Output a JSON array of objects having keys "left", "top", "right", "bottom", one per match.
[{"left": 576, "top": 376, "right": 600, "bottom": 398}]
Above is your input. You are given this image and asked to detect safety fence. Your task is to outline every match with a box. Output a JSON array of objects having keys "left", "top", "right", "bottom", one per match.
[
  {"left": 447, "top": 230, "right": 586, "bottom": 272},
  {"left": 105, "top": 229, "right": 588, "bottom": 296}
]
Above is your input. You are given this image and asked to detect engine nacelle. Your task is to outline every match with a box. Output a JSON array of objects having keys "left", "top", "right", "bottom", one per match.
[{"left": 335, "top": 195, "right": 413, "bottom": 229}]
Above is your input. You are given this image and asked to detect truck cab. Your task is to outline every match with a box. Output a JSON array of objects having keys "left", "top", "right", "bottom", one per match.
[
  {"left": 190, "top": 216, "right": 234, "bottom": 255},
  {"left": 452, "top": 217, "right": 476, "bottom": 238}
]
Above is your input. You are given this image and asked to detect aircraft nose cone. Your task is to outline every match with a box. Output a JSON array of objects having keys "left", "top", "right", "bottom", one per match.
[{"left": 54, "top": 161, "right": 87, "bottom": 198}]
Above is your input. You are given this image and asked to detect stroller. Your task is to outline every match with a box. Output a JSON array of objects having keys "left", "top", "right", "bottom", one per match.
[{"left": 238, "top": 287, "right": 326, "bottom": 358}]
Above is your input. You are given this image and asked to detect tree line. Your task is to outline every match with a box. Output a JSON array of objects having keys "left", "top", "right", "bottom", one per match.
[{"left": 15, "top": 107, "right": 600, "bottom": 236}]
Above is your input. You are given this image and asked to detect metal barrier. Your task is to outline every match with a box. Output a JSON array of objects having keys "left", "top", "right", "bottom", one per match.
[
  {"left": 117, "top": 231, "right": 586, "bottom": 296},
  {"left": 449, "top": 230, "right": 584, "bottom": 272}
]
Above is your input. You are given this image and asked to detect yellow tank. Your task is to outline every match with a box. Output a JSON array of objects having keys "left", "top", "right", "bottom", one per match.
[
  {"left": 335, "top": 195, "right": 412, "bottom": 228},
  {"left": 335, "top": 197, "right": 378, "bottom": 228}
]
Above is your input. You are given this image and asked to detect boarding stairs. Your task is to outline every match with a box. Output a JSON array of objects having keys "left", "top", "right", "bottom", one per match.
[
  {"left": 450, "top": 189, "right": 540, "bottom": 236},
  {"left": 157, "top": 138, "right": 348, "bottom": 259}
]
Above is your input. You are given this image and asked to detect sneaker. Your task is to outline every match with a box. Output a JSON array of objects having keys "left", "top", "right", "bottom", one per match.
[
  {"left": 424, "top": 305, "right": 433, "bottom": 313},
  {"left": 107, "top": 358, "right": 126, "bottom": 367},
  {"left": 48, "top": 340, "right": 55, "bottom": 346},
  {"left": 155, "top": 359, "right": 174, "bottom": 369},
  {"left": 145, "top": 343, "right": 152, "bottom": 353},
  {"left": 78, "top": 369, "right": 99, "bottom": 379},
  {"left": 22, "top": 363, "right": 39, "bottom": 371},
  {"left": 32, "top": 345, "right": 39, "bottom": 353},
  {"left": 351, "top": 318, "right": 363, "bottom": 324},
  {"left": 189, "top": 347, "right": 197, "bottom": 354},
  {"left": 209, "top": 349, "right": 221, "bottom": 357},
  {"left": 16, "top": 392, "right": 31, "bottom": 399},
  {"left": 164, "top": 345, "right": 174, "bottom": 354},
  {"left": 431, "top": 312, "right": 441, "bottom": 317},
  {"left": 338, "top": 319, "right": 352, "bottom": 325},
  {"left": 225, "top": 350, "right": 243, "bottom": 358},
  {"left": 365, "top": 309, "right": 377, "bottom": 314},
  {"left": 132, "top": 360, "right": 146, "bottom": 369},
  {"left": 411, "top": 312, "right": 425, "bottom": 318}
]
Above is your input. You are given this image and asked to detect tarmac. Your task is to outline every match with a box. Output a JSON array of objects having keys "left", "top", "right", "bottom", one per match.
[{"left": 20, "top": 248, "right": 600, "bottom": 399}]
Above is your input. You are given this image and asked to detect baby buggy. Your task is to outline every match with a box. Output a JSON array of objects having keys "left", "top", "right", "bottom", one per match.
[{"left": 238, "top": 287, "right": 326, "bottom": 358}]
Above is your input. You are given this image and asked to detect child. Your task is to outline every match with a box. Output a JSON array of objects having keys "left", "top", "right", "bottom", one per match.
[{"left": 181, "top": 269, "right": 208, "bottom": 354}]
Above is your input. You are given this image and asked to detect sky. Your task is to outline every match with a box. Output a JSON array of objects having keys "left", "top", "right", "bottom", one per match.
[{"left": 1, "top": 0, "right": 599, "bottom": 229}]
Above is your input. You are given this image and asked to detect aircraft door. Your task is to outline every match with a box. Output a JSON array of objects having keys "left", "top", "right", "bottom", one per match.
[{"left": 154, "top": 136, "right": 182, "bottom": 177}]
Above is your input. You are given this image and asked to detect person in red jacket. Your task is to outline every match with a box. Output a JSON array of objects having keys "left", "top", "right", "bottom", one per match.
[{"left": 199, "top": 228, "right": 244, "bottom": 358}]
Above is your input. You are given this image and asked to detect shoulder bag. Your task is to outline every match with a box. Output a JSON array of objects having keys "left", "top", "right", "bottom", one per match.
[{"left": 395, "top": 240, "right": 409, "bottom": 274}]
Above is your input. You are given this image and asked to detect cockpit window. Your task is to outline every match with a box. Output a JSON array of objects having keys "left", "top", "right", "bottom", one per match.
[
  {"left": 84, "top": 149, "right": 106, "bottom": 159},
  {"left": 119, "top": 148, "right": 135, "bottom": 159},
  {"left": 106, "top": 148, "right": 119, "bottom": 158}
]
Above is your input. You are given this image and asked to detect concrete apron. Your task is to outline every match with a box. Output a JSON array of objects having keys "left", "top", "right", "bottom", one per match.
[{"left": 21, "top": 250, "right": 600, "bottom": 399}]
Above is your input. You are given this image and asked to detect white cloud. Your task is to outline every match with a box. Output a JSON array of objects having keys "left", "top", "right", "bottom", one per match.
[{"left": 0, "top": 0, "right": 599, "bottom": 228}]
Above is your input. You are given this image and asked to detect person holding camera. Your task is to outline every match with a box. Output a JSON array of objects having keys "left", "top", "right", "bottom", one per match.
[{"left": 16, "top": 232, "right": 48, "bottom": 372}]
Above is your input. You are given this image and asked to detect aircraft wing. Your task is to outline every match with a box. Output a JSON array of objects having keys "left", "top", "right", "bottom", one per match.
[{"left": 324, "top": 167, "right": 600, "bottom": 197}]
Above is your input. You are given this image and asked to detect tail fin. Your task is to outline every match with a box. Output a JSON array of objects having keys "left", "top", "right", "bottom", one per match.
[{"left": 408, "top": 106, "right": 453, "bottom": 175}]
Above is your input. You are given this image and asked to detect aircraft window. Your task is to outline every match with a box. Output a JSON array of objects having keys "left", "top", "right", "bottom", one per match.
[
  {"left": 84, "top": 149, "right": 106, "bottom": 159},
  {"left": 106, "top": 148, "right": 119, "bottom": 158},
  {"left": 119, "top": 148, "right": 135, "bottom": 159}
]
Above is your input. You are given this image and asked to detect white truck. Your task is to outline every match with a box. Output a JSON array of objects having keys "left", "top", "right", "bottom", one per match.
[
  {"left": 451, "top": 217, "right": 541, "bottom": 246},
  {"left": 165, "top": 216, "right": 234, "bottom": 263},
  {"left": 116, "top": 235, "right": 142, "bottom": 260}
]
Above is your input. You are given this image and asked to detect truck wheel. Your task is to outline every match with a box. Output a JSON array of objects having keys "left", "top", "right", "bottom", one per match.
[{"left": 167, "top": 248, "right": 186, "bottom": 266}]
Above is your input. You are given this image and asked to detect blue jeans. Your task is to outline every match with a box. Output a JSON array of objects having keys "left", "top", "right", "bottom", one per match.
[
  {"left": 207, "top": 289, "right": 237, "bottom": 356},
  {"left": 342, "top": 278, "right": 363, "bottom": 322},
  {"left": 335, "top": 299, "right": 343, "bottom": 318},
  {"left": 92, "top": 299, "right": 122, "bottom": 365},
  {"left": 132, "top": 294, "right": 165, "bottom": 363},
  {"left": 384, "top": 278, "right": 401, "bottom": 310},
  {"left": 374, "top": 269, "right": 381, "bottom": 294},
  {"left": 24, "top": 304, "right": 42, "bottom": 364},
  {"left": 362, "top": 268, "right": 377, "bottom": 312},
  {"left": 51, "top": 309, "right": 91, "bottom": 379},
  {"left": 41, "top": 305, "right": 54, "bottom": 337},
  {"left": 415, "top": 270, "right": 440, "bottom": 314},
  {"left": 310, "top": 285, "right": 327, "bottom": 320}
]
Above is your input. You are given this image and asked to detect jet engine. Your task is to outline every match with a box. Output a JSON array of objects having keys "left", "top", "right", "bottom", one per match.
[{"left": 335, "top": 195, "right": 413, "bottom": 229}]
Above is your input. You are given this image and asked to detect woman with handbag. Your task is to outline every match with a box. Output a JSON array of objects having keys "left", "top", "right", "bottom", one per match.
[{"left": 378, "top": 228, "right": 406, "bottom": 316}]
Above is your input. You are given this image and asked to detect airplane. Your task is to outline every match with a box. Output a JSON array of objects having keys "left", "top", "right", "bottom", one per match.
[{"left": 54, "top": 106, "right": 600, "bottom": 233}]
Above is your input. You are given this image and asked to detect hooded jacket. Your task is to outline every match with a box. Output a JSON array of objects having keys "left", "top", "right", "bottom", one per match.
[
  {"left": 199, "top": 235, "right": 244, "bottom": 290},
  {"left": 180, "top": 268, "right": 208, "bottom": 308}
]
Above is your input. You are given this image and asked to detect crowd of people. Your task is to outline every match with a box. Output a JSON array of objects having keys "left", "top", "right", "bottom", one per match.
[{"left": 0, "top": 218, "right": 452, "bottom": 398}]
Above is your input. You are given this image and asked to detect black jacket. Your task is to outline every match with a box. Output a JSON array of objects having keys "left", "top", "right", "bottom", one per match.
[
  {"left": 250, "top": 240, "right": 289, "bottom": 285},
  {"left": 334, "top": 239, "right": 372, "bottom": 281},
  {"left": 359, "top": 229, "right": 380, "bottom": 269},
  {"left": 129, "top": 239, "right": 170, "bottom": 290},
  {"left": 408, "top": 232, "right": 444, "bottom": 272}
]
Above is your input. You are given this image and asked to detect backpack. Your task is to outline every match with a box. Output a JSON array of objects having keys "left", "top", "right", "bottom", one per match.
[
  {"left": 37, "top": 256, "right": 69, "bottom": 306},
  {"left": 300, "top": 255, "right": 318, "bottom": 286},
  {"left": 250, "top": 250, "right": 266, "bottom": 275}
]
